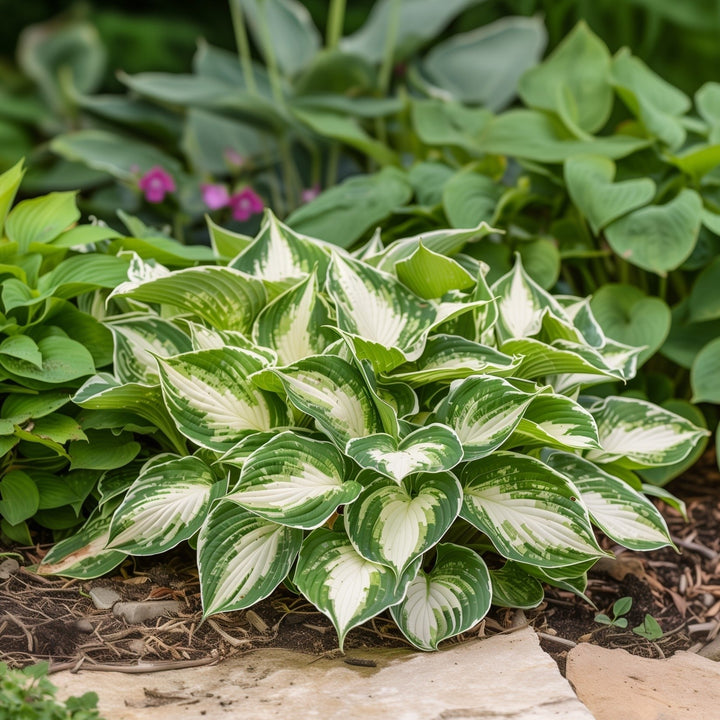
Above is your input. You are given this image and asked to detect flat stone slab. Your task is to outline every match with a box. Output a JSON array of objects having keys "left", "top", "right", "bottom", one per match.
[
  {"left": 53, "top": 626, "right": 592, "bottom": 719},
  {"left": 567, "top": 642, "right": 720, "bottom": 720}
]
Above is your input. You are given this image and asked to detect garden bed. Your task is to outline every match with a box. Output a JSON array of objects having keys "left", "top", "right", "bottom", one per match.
[{"left": 2, "top": 450, "right": 718, "bottom": 678}]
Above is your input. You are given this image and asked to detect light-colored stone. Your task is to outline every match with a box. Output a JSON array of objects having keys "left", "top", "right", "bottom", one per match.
[
  {"left": 0, "top": 558, "right": 20, "bottom": 579},
  {"left": 113, "top": 600, "right": 181, "bottom": 624},
  {"left": 52, "top": 626, "right": 592, "bottom": 719},
  {"left": 697, "top": 634, "right": 720, "bottom": 661},
  {"left": 90, "top": 587, "right": 121, "bottom": 610},
  {"left": 567, "top": 642, "right": 720, "bottom": 720}
]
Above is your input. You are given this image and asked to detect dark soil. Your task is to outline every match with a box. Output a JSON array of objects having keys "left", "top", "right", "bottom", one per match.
[{"left": 2, "top": 450, "right": 718, "bottom": 678}]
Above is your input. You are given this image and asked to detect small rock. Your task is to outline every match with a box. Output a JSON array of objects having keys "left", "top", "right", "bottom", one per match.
[
  {"left": 127, "top": 639, "right": 145, "bottom": 655},
  {"left": 698, "top": 635, "right": 720, "bottom": 661},
  {"left": 113, "top": 600, "right": 181, "bottom": 624},
  {"left": 0, "top": 558, "right": 20, "bottom": 579},
  {"left": 73, "top": 618, "right": 94, "bottom": 634},
  {"left": 90, "top": 586, "right": 121, "bottom": 610}
]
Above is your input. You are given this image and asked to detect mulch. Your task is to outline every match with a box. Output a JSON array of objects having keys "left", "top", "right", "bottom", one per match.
[{"left": 1, "top": 449, "right": 719, "bottom": 678}]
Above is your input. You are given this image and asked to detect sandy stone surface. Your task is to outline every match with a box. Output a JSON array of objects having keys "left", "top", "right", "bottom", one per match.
[
  {"left": 53, "top": 626, "right": 593, "bottom": 719},
  {"left": 567, "top": 643, "right": 720, "bottom": 720}
]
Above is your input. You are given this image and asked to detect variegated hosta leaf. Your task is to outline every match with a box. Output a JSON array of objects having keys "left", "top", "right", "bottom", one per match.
[
  {"left": 38, "top": 511, "right": 126, "bottom": 578},
  {"left": 390, "top": 543, "right": 492, "bottom": 651},
  {"left": 520, "top": 562, "right": 592, "bottom": 602},
  {"left": 230, "top": 210, "right": 330, "bottom": 285},
  {"left": 327, "top": 252, "right": 437, "bottom": 361},
  {"left": 513, "top": 393, "right": 600, "bottom": 450},
  {"left": 471, "top": 268, "right": 499, "bottom": 344},
  {"left": 557, "top": 297, "right": 606, "bottom": 348},
  {"left": 542, "top": 450, "right": 674, "bottom": 551},
  {"left": 460, "top": 452, "right": 606, "bottom": 567},
  {"left": 491, "top": 256, "right": 567, "bottom": 340},
  {"left": 375, "top": 380, "right": 419, "bottom": 419},
  {"left": 198, "top": 501, "right": 303, "bottom": 617},
  {"left": 272, "top": 355, "right": 383, "bottom": 448},
  {"left": 350, "top": 354, "right": 402, "bottom": 438},
  {"left": 109, "top": 265, "right": 267, "bottom": 333},
  {"left": 585, "top": 396, "right": 709, "bottom": 467},
  {"left": 345, "top": 424, "right": 463, "bottom": 483},
  {"left": 226, "top": 431, "right": 361, "bottom": 529},
  {"left": 389, "top": 335, "right": 519, "bottom": 386},
  {"left": 395, "top": 242, "right": 476, "bottom": 299},
  {"left": 186, "top": 322, "right": 276, "bottom": 363},
  {"left": 110, "top": 315, "right": 192, "bottom": 384},
  {"left": 219, "top": 432, "right": 284, "bottom": 470},
  {"left": 439, "top": 375, "right": 536, "bottom": 461},
  {"left": 489, "top": 562, "right": 544, "bottom": 610},
  {"left": 253, "top": 274, "right": 333, "bottom": 365},
  {"left": 108, "top": 456, "right": 227, "bottom": 555},
  {"left": 294, "top": 528, "right": 407, "bottom": 650},
  {"left": 157, "top": 348, "right": 290, "bottom": 452},
  {"left": 501, "top": 338, "right": 622, "bottom": 381},
  {"left": 73, "top": 373, "right": 187, "bottom": 455},
  {"left": 345, "top": 472, "right": 462, "bottom": 577}
]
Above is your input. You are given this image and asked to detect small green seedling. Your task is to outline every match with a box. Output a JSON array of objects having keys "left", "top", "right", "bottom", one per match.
[
  {"left": 595, "top": 596, "right": 632, "bottom": 628},
  {"left": 633, "top": 614, "right": 664, "bottom": 641}
]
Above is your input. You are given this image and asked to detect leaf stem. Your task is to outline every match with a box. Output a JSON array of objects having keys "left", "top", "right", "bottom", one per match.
[
  {"left": 230, "top": 0, "right": 257, "bottom": 95},
  {"left": 375, "top": 0, "right": 402, "bottom": 148},
  {"left": 326, "top": 0, "right": 346, "bottom": 50}
]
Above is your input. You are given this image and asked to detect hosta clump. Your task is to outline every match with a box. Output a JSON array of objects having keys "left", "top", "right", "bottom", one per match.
[{"left": 40, "top": 213, "right": 707, "bottom": 651}]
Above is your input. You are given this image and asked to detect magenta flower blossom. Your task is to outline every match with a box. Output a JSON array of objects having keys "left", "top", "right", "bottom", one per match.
[
  {"left": 138, "top": 166, "right": 176, "bottom": 204},
  {"left": 301, "top": 184, "right": 320, "bottom": 204},
  {"left": 229, "top": 187, "right": 264, "bottom": 221},
  {"left": 201, "top": 183, "right": 231, "bottom": 210}
]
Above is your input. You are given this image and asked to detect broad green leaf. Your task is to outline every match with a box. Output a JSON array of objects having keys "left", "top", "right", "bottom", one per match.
[
  {"left": 691, "top": 337, "right": 720, "bottom": 403},
  {"left": 28, "top": 413, "right": 86, "bottom": 444},
  {"left": 286, "top": 167, "right": 413, "bottom": 249},
  {"left": 293, "top": 528, "right": 403, "bottom": 650},
  {"left": 346, "top": 425, "right": 463, "bottom": 483},
  {"left": 439, "top": 375, "right": 535, "bottom": 460},
  {"left": 590, "top": 285, "right": 671, "bottom": 366},
  {"left": 252, "top": 274, "right": 332, "bottom": 365},
  {"left": 110, "top": 315, "right": 193, "bottom": 384},
  {"left": 157, "top": 348, "right": 289, "bottom": 452},
  {"left": 518, "top": 22, "right": 613, "bottom": 135},
  {"left": 661, "top": 299, "right": 720, "bottom": 369},
  {"left": 1, "top": 391, "right": 70, "bottom": 422},
  {"left": 38, "top": 512, "right": 126, "bottom": 579},
  {"left": 517, "top": 238, "right": 561, "bottom": 290},
  {"left": 0, "top": 159, "right": 24, "bottom": 235},
  {"left": 514, "top": 393, "right": 600, "bottom": 450},
  {"left": 227, "top": 431, "right": 361, "bottom": 529},
  {"left": 586, "top": 396, "right": 709, "bottom": 467},
  {"left": 110, "top": 265, "right": 267, "bottom": 334},
  {"left": 5, "top": 191, "right": 79, "bottom": 252},
  {"left": 395, "top": 243, "right": 475, "bottom": 299},
  {"left": 565, "top": 155, "right": 655, "bottom": 233},
  {"left": 542, "top": 450, "right": 673, "bottom": 552},
  {"left": 0, "top": 336, "right": 95, "bottom": 384},
  {"left": 346, "top": 472, "right": 462, "bottom": 577},
  {"left": 490, "top": 562, "right": 544, "bottom": 609},
  {"left": 460, "top": 452, "right": 605, "bottom": 567},
  {"left": 109, "top": 456, "right": 226, "bottom": 554},
  {"left": 68, "top": 430, "right": 140, "bottom": 470},
  {"left": 421, "top": 16, "right": 546, "bottom": 111},
  {"left": 390, "top": 543, "right": 492, "bottom": 651},
  {"left": 411, "top": 99, "right": 492, "bottom": 153},
  {"left": 689, "top": 256, "right": 720, "bottom": 322},
  {"left": 198, "top": 501, "right": 302, "bottom": 616},
  {"left": 231, "top": 211, "right": 330, "bottom": 285},
  {"left": 605, "top": 190, "right": 702, "bottom": 276},
  {"left": 38, "top": 254, "right": 130, "bottom": 299},
  {"left": 389, "top": 335, "right": 518, "bottom": 386},
  {"left": 670, "top": 144, "right": 720, "bottom": 180},
  {"left": 108, "top": 235, "right": 216, "bottom": 267},
  {"left": 206, "top": 215, "right": 253, "bottom": 259},
  {"left": 272, "top": 355, "right": 383, "bottom": 448},
  {"left": 0, "top": 335, "right": 42, "bottom": 369},
  {"left": 442, "top": 171, "right": 500, "bottom": 230},
  {"left": 0, "top": 470, "right": 39, "bottom": 525}
]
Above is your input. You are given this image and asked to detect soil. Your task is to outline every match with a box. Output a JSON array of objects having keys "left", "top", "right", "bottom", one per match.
[{"left": 2, "top": 449, "right": 719, "bottom": 678}]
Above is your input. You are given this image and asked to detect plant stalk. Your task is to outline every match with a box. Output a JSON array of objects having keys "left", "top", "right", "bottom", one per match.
[
  {"left": 326, "top": 0, "right": 346, "bottom": 50},
  {"left": 230, "top": 0, "right": 257, "bottom": 95}
]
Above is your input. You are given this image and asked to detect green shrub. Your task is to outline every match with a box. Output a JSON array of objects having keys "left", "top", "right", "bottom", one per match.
[{"left": 40, "top": 211, "right": 705, "bottom": 650}]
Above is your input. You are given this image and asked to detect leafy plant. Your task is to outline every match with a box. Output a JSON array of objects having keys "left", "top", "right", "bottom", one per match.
[
  {"left": 595, "top": 596, "right": 664, "bottom": 640},
  {"left": 40, "top": 211, "right": 705, "bottom": 651},
  {"left": 0, "top": 662, "right": 103, "bottom": 720}
]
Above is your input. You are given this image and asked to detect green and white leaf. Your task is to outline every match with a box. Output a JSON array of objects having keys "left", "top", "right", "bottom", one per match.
[
  {"left": 345, "top": 424, "right": 463, "bottom": 483},
  {"left": 198, "top": 501, "right": 303, "bottom": 617},
  {"left": 439, "top": 375, "right": 536, "bottom": 460},
  {"left": 585, "top": 396, "right": 709, "bottom": 467},
  {"left": 108, "top": 456, "right": 226, "bottom": 555},
  {"left": 272, "top": 355, "right": 383, "bottom": 448},
  {"left": 542, "top": 450, "right": 674, "bottom": 551},
  {"left": 394, "top": 242, "right": 475, "bottom": 299},
  {"left": 345, "top": 472, "right": 462, "bottom": 577},
  {"left": 226, "top": 431, "right": 361, "bottom": 529},
  {"left": 157, "top": 348, "right": 290, "bottom": 452},
  {"left": 293, "top": 528, "right": 405, "bottom": 650},
  {"left": 390, "top": 543, "right": 492, "bottom": 651},
  {"left": 489, "top": 562, "right": 544, "bottom": 609},
  {"left": 460, "top": 452, "right": 606, "bottom": 567},
  {"left": 186, "top": 322, "right": 276, "bottom": 364}
]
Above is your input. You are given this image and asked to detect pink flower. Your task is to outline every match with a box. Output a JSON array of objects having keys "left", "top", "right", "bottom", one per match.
[
  {"left": 138, "top": 166, "right": 176, "bottom": 204},
  {"left": 229, "top": 188, "right": 264, "bottom": 221},
  {"left": 224, "top": 148, "right": 245, "bottom": 169},
  {"left": 201, "top": 183, "right": 231, "bottom": 210},
  {"left": 301, "top": 184, "right": 320, "bottom": 204}
]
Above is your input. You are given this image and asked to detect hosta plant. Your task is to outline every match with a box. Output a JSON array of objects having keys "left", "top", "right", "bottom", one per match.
[{"left": 40, "top": 212, "right": 706, "bottom": 651}]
